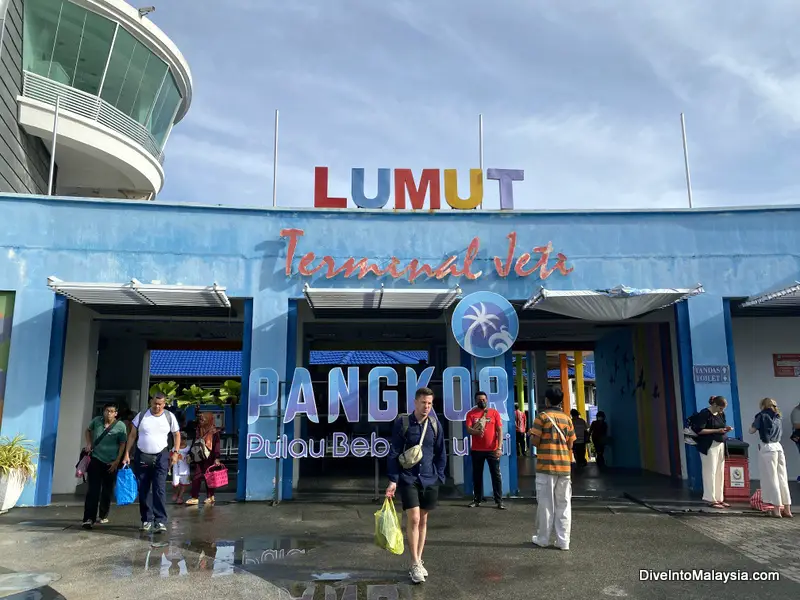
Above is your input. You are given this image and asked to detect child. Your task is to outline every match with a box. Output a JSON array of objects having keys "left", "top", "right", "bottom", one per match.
[{"left": 171, "top": 435, "right": 191, "bottom": 504}]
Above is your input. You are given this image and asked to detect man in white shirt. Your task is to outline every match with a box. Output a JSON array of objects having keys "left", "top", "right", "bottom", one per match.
[{"left": 124, "top": 392, "right": 180, "bottom": 532}]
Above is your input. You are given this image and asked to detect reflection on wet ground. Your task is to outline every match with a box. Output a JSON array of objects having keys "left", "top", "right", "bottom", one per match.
[
  {"left": 113, "top": 536, "right": 417, "bottom": 599},
  {"left": 0, "top": 568, "right": 65, "bottom": 599},
  {"left": 114, "top": 536, "right": 321, "bottom": 579}
]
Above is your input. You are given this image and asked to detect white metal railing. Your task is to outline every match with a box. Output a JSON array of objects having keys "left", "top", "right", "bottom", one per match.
[{"left": 21, "top": 71, "right": 165, "bottom": 164}]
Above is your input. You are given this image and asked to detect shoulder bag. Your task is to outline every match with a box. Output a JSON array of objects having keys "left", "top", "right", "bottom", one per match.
[{"left": 398, "top": 417, "right": 430, "bottom": 469}]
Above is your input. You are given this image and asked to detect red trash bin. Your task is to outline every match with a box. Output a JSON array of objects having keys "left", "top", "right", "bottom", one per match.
[{"left": 723, "top": 439, "right": 750, "bottom": 503}]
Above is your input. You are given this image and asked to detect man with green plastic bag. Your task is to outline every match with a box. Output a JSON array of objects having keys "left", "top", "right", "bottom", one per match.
[{"left": 385, "top": 387, "right": 446, "bottom": 584}]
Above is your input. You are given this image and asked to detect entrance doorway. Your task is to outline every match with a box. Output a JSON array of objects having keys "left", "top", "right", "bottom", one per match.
[
  {"left": 46, "top": 278, "right": 248, "bottom": 502},
  {"left": 289, "top": 288, "right": 459, "bottom": 499},
  {"left": 511, "top": 304, "right": 687, "bottom": 497}
]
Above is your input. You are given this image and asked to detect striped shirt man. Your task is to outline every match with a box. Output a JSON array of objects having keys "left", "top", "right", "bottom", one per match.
[{"left": 530, "top": 409, "right": 576, "bottom": 475}]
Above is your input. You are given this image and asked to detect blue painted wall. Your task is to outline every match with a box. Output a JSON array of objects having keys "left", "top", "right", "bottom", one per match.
[
  {"left": 4, "top": 194, "right": 800, "bottom": 503},
  {"left": 594, "top": 328, "right": 639, "bottom": 469}
]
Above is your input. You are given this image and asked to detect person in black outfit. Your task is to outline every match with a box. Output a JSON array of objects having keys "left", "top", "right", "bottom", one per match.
[
  {"left": 589, "top": 411, "right": 609, "bottom": 468},
  {"left": 689, "top": 396, "right": 732, "bottom": 508}
]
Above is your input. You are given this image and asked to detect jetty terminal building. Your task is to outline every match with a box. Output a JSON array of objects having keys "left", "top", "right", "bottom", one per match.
[{"left": 2, "top": 169, "right": 800, "bottom": 505}]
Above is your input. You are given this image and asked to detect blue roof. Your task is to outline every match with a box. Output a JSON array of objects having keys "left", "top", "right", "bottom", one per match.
[
  {"left": 150, "top": 350, "right": 242, "bottom": 377},
  {"left": 309, "top": 350, "right": 429, "bottom": 365}
]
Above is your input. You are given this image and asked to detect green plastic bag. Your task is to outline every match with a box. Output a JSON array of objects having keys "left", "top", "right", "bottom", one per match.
[{"left": 374, "top": 498, "right": 404, "bottom": 555}]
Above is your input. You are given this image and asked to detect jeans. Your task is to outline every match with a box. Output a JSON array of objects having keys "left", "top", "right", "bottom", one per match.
[
  {"left": 471, "top": 450, "right": 503, "bottom": 504},
  {"left": 83, "top": 458, "right": 116, "bottom": 523},
  {"left": 134, "top": 448, "right": 169, "bottom": 524}
]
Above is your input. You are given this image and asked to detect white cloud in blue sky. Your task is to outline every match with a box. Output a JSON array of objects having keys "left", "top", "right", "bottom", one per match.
[{"left": 148, "top": 0, "right": 800, "bottom": 210}]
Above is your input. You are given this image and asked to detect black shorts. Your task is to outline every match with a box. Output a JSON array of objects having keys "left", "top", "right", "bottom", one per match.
[{"left": 399, "top": 481, "right": 439, "bottom": 512}]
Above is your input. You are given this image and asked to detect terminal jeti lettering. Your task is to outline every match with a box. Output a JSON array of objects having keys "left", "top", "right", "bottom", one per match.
[
  {"left": 280, "top": 229, "right": 573, "bottom": 282},
  {"left": 314, "top": 167, "right": 524, "bottom": 210}
]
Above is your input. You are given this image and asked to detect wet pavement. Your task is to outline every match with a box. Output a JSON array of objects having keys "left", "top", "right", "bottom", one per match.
[{"left": 1, "top": 491, "right": 799, "bottom": 600}]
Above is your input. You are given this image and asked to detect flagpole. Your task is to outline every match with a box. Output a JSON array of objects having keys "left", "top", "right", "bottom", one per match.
[
  {"left": 48, "top": 96, "right": 60, "bottom": 195},
  {"left": 680, "top": 112, "right": 693, "bottom": 209},
  {"left": 272, "top": 109, "right": 279, "bottom": 207},
  {"left": 479, "top": 113, "right": 484, "bottom": 209}
]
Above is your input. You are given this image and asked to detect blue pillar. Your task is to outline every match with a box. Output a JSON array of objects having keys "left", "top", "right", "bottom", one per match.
[
  {"left": 674, "top": 294, "right": 741, "bottom": 493},
  {"left": 236, "top": 298, "right": 253, "bottom": 501},
  {"left": 36, "top": 295, "right": 69, "bottom": 506},
  {"left": 469, "top": 352, "right": 515, "bottom": 499},
  {"left": 281, "top": 299, "right": 298, "bottom": 501}
]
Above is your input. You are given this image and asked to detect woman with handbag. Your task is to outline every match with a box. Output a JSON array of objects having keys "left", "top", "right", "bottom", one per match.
[{"left": 185, "top": 412, "right": 222, "bottom": 505}]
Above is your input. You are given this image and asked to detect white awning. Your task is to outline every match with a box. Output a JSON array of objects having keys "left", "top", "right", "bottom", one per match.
[
  {"left": 303, "top": 283, "right": 462, "bottom": 310},
  {"left": 523, "top": 285, "right": 703, "bottom": 321},
  {"left": 47, "top": 277, "right": 230, "bottom": 308},
  {"left": 739, "top": 281, "right": 800, "bottom": 309}
]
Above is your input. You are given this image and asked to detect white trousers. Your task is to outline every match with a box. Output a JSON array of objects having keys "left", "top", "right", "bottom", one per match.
[
  {"left": 759, "top": 445, "right": 792, "bottom": 507},
  {"left": 533, "top": 473, "right": 572, "bottom": 548},
  {"left": 700, "top": 441, "right": 725, "bottom": 503}
]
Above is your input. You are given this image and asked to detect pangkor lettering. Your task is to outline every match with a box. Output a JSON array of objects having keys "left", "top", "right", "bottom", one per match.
[
  {"left": 247, "top": 365, "right": 510, "bottom": 426},
  {"left": 246, "top": 431, "right": 513, "bottom": 460},
  {"left": 280, "top": 229, "right": 573, "bottom": 283}
]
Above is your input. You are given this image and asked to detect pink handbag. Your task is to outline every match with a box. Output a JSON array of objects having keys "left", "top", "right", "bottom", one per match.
[
  {"left": 75, "top": 454, "right": 91, "bottom": 479},
  {"left": 204, "top": 464, "right": 228, "bottom": 489}
]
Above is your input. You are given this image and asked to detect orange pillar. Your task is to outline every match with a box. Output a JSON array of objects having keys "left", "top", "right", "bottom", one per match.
[{"left": 559, "top": 353, "right": 571, "bottom": 413}]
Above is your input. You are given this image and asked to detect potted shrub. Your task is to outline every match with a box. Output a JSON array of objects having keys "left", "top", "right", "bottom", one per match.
[{"left": 0, "top": 434, "right": 37, "bottom": 511}]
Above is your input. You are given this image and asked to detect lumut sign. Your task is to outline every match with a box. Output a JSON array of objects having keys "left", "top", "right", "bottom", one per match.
[
  {"left": 314, "top": 167, "right": 524, "bottom": 210},
  {"left": 246, "top": 365, "right": 511, "bottom": 459}
]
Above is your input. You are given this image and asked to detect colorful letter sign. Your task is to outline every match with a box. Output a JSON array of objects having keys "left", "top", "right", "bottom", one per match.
[{"left": 314, "top": 167, "right": 523, "bottom": 211}]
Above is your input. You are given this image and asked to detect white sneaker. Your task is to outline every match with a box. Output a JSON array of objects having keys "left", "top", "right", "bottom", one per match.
[
  {"left": 410, "top": 563, "right": 426, "bottom": 584},
  {"left": 531, "top": 535, "right": 548, "bottom": 548},
  {"left": 419, "top": 560, "right": 428, "bottom": 577},
  {"left": 140, "top": 522, "right": 152, "bottom": 532}
]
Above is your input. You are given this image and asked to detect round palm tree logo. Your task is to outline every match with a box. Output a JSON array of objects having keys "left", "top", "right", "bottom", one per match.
[{"left": 452, "top": 292, "right": 519, "bottom": 358}]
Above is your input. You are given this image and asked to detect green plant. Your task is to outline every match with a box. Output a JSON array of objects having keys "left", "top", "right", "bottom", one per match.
[
  {"left": 0, "top": 435, "right": 37, "bottom": 482},
  {"left": 176, "top": 384, "right": 217, "bottom": 408},
  {"left": 149, "top": 381, "right": 179, "bottom": 400},
  {"left": 218, "top": 380, "right": 241, "bottom": 405}
]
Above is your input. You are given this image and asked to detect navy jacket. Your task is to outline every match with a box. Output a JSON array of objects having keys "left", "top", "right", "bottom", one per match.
[
  {"left": 752, "top": 409, "right": 782, "bottom": 444},
  {"left": 387, "top": 412, "right": 446, "bottom": 487}
]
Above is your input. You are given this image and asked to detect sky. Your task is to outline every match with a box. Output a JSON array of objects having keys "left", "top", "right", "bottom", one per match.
[{"left": 146, "top": 0, "right": 800, "bottom": 210}]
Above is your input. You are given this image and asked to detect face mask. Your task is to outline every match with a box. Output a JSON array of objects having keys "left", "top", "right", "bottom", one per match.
[{"left": 477, "top": 400, "right": 487, "bottom": 409}]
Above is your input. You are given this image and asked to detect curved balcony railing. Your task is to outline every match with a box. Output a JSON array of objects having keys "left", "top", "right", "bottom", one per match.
[{"left": 21, "top": 71, "right": 165, "bottom": 165}]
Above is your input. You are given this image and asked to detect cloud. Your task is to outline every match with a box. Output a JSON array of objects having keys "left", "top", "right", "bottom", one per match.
[{"left": 154, "top": 0, "right": 800, "bottom": 210}]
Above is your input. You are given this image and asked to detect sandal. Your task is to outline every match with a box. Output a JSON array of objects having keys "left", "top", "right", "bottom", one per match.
[
  {"left": 720, "top": 502, "right": 730, "bottom": 508},
  {"left": 204, "top": 497, "right": 215, "bottom": 504},
  {"left": 707, "top": 502, "right": 724, "bottom": 509},
  {"left": 185, "top": 498, "right": 199, "bottom": 505}
]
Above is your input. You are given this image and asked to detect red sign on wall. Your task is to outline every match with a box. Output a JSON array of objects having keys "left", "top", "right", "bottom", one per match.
[{"left": 773, "top": 354, "right": 800, "bottom": 377}]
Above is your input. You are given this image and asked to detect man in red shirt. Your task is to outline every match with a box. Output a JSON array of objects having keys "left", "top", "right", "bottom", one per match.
[{"left": 466, "top": 391, "right": 506, "bottom": 509}]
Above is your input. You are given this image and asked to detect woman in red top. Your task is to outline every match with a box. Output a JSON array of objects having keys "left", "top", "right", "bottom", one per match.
[{"left": 186, "top": 412, "right": 221, "bottom": 505}]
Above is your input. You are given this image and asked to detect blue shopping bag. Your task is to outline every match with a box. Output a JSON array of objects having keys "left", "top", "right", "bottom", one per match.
[{"left": 115, "top": 465, "right": 138, "bottom": 506}]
